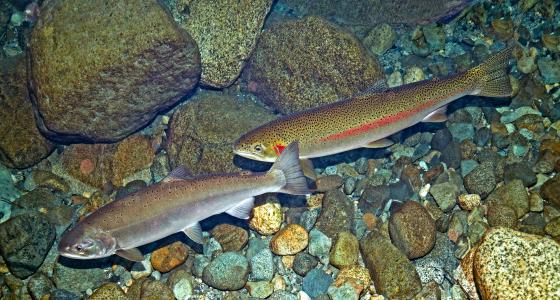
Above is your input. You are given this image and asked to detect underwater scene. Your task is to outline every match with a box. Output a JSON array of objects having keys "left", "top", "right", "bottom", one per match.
[{"left": 1, "top": 0, "right": 560, "bottom": 299}]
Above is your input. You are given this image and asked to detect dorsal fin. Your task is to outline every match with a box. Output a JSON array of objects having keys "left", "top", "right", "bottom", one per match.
[{"left": 163, "top": 165, "right": 193, "bottom": 183}]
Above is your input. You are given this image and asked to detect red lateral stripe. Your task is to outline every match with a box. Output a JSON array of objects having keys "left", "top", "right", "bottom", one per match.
[{"left": 319, "top": 96, "right": 443, "bottom": 142}]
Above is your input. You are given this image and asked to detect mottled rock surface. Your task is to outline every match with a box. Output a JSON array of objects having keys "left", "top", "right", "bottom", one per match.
[
  {"left": 245, "top": 16, "right": 383, "bottom": 114},
  {"left": 181, "top": 0, "right": 273, "bottom": 87},
  {"left": 389, "top": 201, "right": 436, "bottom": 259},
  {"left": 0, "top": 213, "right": 55, "bottom": 279},
  {"left": 167, "top": 92, "right": 275, "bottom": 175},
  {"left": 270, "top": 224, "right": 309, "bottom": 255},
  {"left": 29, "top": 0, "right": 200, "bottom": 142},
  {"left": 202, "top": 252, "right": 249, "bottom": 290},
  {"left": 315, "top": 190, "right": 354, "bottom": 239},
  {"left": 0, "top": 55, "right": 54, "bottom": 169},
  {"left": 360, "top": 231, "right": 422, "bottom": 299},
  {"left": 474, "top": 228, "right": 560, "bottom": 299}
]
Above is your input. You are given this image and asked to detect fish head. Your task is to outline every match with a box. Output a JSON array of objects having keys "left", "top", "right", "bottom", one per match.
[
  {"left": 233, "top": 132, "right": 288, "bottom": 162},
  {"left": 58, "top": 225, "right": 117, "bottom": 260}
]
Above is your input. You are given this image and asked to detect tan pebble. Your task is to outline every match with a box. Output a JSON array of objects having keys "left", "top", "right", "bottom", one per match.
[
  {"left": 458, "top": 194, "right": 481, "bottom": 211},
  {"left": 333, "top": 265, "right": 371, "bottom": 296},
  {"left": 270, "top": 224, "right": 308, "bottom": 255},
  {"left": 150, "top": 241, "right": 189, "bottom": 273},
  {"left": 249, "top": 201, "right": 283, "bottom": 235},
  {"left": 363, "top": 213, "right": 378, "bottom": 231},
  {"left": 403, "top": 67, "right": 425, "bottom": 84},
  {"left": 272, "top": 274, "right": 286, "bottom": 291},
  {"left": 307, "top": 194, "right": 324, "bottom": 209},
  {"left": 281, "top": 255, "right": 295, "bottom": 269}
]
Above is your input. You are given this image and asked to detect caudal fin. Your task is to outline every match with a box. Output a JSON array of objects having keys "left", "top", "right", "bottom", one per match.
[
  {"left": 269, "top": 141, "right": 310, "bottom": 195},
  {"left": 471, "top": 46, "right": 513, "bottom": 98}
]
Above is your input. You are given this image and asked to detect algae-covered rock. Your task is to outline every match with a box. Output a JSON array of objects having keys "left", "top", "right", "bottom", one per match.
[
  {"left": 180, "top": 0, "right": 273, "bottom": 87},
  {"left": 0, "top": 55, "right": 54, "bottom": 169},
  {"left": 360, "top": 231, "right": 422, "bottom": 299},
  {"left": 245, "top": 16, "right": 383, "bottom": 114},
  {"left": 0, "top": 213, "right": 55, "bottom": 279},
  {"left": 59, "top": 134, "right": 155, "bottom": 188},
  {"left": 167, "top": 91, "right": 275, "bottom": 175},
  {"left": 29, "top": 0, "right": 200, "bottom": 143}
]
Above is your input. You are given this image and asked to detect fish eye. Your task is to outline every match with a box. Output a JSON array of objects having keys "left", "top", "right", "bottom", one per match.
[
  {"left": 75, "top": 245, "right": 83, "bottom": 252},
  {"left": 253, "top": 144, "right": 263, "bottom": 152}
]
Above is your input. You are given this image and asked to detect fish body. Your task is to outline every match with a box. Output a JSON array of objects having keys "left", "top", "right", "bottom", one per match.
[
  {"left": 234, "top": 47, "right": 513, "bottom": 162},
  {"left": 58, "top": 142, "right": 308, "bottom": 261}
]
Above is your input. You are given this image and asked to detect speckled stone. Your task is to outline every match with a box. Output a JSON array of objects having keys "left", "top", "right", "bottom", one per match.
[
  {"left": 388, "top": 201, "right": 436, "bottom": 259},
  {"left": 167, "top": 92, "right": 275, "bottom": 175},
  {"left": 463, "top": 162, "right": 496, "bottom": 199},
  {"left": 360, "top": 231, "right": 422, "bottom": 299},
  {"left": 245, "top": 281, "right": 274, "bottom": 299},
  {"left": 181, "top": 0, "right": 272, "bottom": 87},
  {"left": 474, "top": 228, "right": 560, "bottom": 299},
  {"left": 544, "top": 217, "right": 560, "bottom": 238},
  {"left": 487, "top": 202, "right": 518, "bottom": 229},
  {"left": 308, "top": 228, "right": 332, "bottom": 264},
  {"left": 486, "top": 179, "right": 529, "bottom": 219},
  {"left": 302, "top": 268, "right": 333, "bottom": 298},
  {"left": 329, "top": 232, "right": 359, "bottom": 269},
  {"left": 270, "top": 224, "right": 308, "bottom": 255},
  {"left": 202, "top": 252, "right": 249, "bottom": 291},
  {"left": 29, "top": 0, "right": 200, "bottom": 142},
  {"left": 245, "top": 16, "right": 383, "bottom": 114},
  {"left": 332, "top": 265, "right": 371, "bottom": 296},
  {"left": 150, "top": 241, "right": 189, "bottom": 273},
  {"left": 315, "top": 175, "right": 343, "bottom": 192},
  {"left": 540, "top": 173, "right": 560, "bottom": 208},
  {"left": 293, "top": 252, "right": 318, "bottom": 276},
  {"left": 211, "top": 224, "right": 248, "bottom": 252},
  {"left": 127, "top": 278, "right": 175, "bottom": 300},
  {"left": 249, "top": 200, "right": 283, "bottom": 235},
  {"left": 457, "top": 194, "right": 481, "bottom": 211},
  {"left": 0, "top": 55, "right": 54, "bottom": 168},
  {"left": 315, "top": 190, "right": 354, "bottom": 239},
  {"left": 89, "top": 283, "right": 127, "bottom": 300}
]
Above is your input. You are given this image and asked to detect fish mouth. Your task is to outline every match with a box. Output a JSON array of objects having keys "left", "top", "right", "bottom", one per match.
[{"left": 233, "top": 149, "right": 276, "bottom": 162}]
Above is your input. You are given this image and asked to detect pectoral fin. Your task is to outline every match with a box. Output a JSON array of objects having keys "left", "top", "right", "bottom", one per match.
[
  {"left": 300, "top": 159, "right": 317, "bottom": 180},
  {"left": 225, "top": 197, "right": 254, "bottom": 220},
  {"left": 183, "top": 223, "right": 204, "bottom": 244},
  {"left": 115, "top": 248, "right": 144, "bottom": 262},
  {"left": 422, "top": 106, "right": 448, "bottom": 123},
  {"left": 364, "top": 138, "right": 394, "bottom": 148}
]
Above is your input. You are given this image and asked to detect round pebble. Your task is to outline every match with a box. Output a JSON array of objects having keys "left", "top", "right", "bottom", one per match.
[
  {"left": 202, "top": 252, "right": 249, "bottom": 291},
  {"left": 389, "top": 201, "right": 436, "bottom": 259},
  {"left": 249, "top": 201, "right": 283, "bottom": 235},
  {"left": 150, "top": 241, "right": 189, "bottom": 273},
  {"left": 270, "top": 224, "right": 309, "bottom": 255},
  {"left": 458, "top": 194, "right": 481, "bottom": 211},
  {"left": 329, "top": 232, "right": 359, "bottom": 269}
]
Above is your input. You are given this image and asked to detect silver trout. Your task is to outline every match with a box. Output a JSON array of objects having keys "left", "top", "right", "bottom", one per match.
[{"left": 58, "top": 142, "right": 309, "bottom": 261}]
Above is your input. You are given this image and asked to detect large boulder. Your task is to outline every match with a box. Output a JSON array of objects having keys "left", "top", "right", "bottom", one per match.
[
  {"left": 0, "top": 213, "right": 55, "bottom": 279},
  {"left": 474, "top": 228, "right": 560, "bottom": 299},
  {"left": 245, "top": 16, "right": 384, "bottom": 114},
  {"left": 29, "top": 0, "right": 200, "bottom": 143},
  {"left": 0, "top": 55, "right": 54, "bottom": 169},
  {"left": 167, "top": 91, "right": 275, "bottom": 175},
  {"left": 173, "top": 0, "right": 273, "bottom": 88}
]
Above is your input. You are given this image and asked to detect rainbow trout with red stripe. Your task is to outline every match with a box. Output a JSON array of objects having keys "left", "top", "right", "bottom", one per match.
[
  {"left": 234, "top": 47, "right": 513, "bottom": 163},
  {"left": 58, "top": 142, "right": 309, "bottom": 261}
]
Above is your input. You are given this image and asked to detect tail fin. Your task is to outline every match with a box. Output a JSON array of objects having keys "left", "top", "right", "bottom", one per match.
[
  {"left": 471, "top": 46, "right": 513, "bottom": 98},
  {"left": 269, "top": 141, "right": 310, "bottom": 195}
]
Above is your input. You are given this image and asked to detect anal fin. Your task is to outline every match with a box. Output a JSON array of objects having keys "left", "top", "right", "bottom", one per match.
[
  {"left": 225, "top": 197, "right": 254, "bottom": 220},
  {"left": 183, "top": 222, "right": 204, "bottom": 244},
  {"left": 115, "top": 248, "right": 144, "bottom": 262},
  {"left": 364, "top": 138, "right": 394, "bottom": 148},
  {"left": 422, "top": 106, "right": 448, "bottom": 123}
]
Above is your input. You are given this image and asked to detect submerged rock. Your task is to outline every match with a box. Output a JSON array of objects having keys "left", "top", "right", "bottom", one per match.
[
  {"left": 127, "top": 278, "right": 175, "bottom": 300},
  {"left": 167, "top": 92, "right": 275, "bottom": 175},
  {"left": 202, "top": 252, "right": 249, "bottom": 290},
  {"left": 474, "top": 228, "right": 560, "bottom": 299},
  {"left": 389, "top": 201, "right": 436, "bottom": 259},
  {"left": 29, "top": 0, "right": 200, "bottom": 142},
  {"left": 360, "top": 231, "right": 422, "bottom": 299},
  {"left": 315, "top": 190, "right": 354, "bottom": 239},
  {"left": 0, "top": 213, "right": 55, "bottom": 279},
  {"left": 179, "top": 0, "right": 273, "bottom": 87},
  {"left": 0, "top": 55, "right": 54, "bottom": 169},
  {"left": 245, "top": 16, "right": 383, "bottom": 114},
  {"left": 270, "top": 224, "right": 309, "bottom": 255}
]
